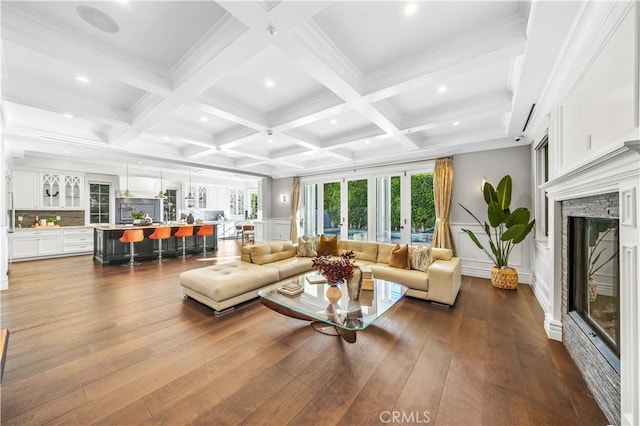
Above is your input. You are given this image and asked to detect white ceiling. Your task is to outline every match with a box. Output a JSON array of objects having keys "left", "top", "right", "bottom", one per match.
[{"left": 1, "top": 0, "right": 583, "bottom": 181}]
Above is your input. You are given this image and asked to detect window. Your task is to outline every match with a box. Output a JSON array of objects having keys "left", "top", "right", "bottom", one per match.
[
  {"left": 89, "top": 183, "right": 110, "bottom": 224},
  {"left": 536, "top": 136, "right": 549, "bottom": 237},
  {"left": 249, "top": 191, "right": 258, "bottom": 219},
  {"left": 164, "top": 189, "right": 177, "bottom": 221},
  {"left": 229, "top": 189, "right": 246, "bottom": 216},
  {"left": 301, "top": 165, "right": 434, "bottom": 244}
]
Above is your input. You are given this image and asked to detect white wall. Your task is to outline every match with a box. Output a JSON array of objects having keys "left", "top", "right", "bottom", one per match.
[
  {"left": 270, "top": 177, "right": 293, "bottom": 219},
  {"left": 451, "top": 145, "right": 533, "bottom": 282}
]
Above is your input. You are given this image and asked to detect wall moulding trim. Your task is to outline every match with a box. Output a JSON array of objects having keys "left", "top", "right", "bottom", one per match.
[
  {"left": 541, "top": 141, "right": 640, "bottom": 200},
  {"left": 544, "top": 313, "right": 563, "bottom": 341}
]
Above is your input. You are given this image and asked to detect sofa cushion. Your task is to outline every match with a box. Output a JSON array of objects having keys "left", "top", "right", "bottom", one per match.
[
  {"left": 432, "top": 247, "right": 453, "bottom": 261},
  {"left": 376, "top": 243, "right": 395, "bottom": 264},
  {"left": 389, "top": 244, "right": 410, "bottom": 269},
  {"left": 297, "top": 235, "right": 319, "bottom": 257},
  {"left": 262, "top": 257, "right": 314, "bottom": 279},
  {"left": 179, "top": 261, "right": 280, "bottom": 302},
  {"left": 250, "top": 242, "right": 296, "bottom": 265},
  {"left": 411, "top": 245, "right": 431, "bottom": 272},
  {"left": 318, "top": 234, "right": 339, "bottom": 256},
  {"left": 369, "top": 264, "right": 429, "bottom": 292},
  {"left": 338, "top": 240, "right": 379, "bottom": 263}
]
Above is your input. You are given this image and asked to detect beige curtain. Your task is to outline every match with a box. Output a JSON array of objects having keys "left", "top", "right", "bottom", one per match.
[
  {"left": 432, "top": 157, "right": 456, "bottom": 254},
  {"left": 290, "top": 177, "right": 301, "bottom": 242}
]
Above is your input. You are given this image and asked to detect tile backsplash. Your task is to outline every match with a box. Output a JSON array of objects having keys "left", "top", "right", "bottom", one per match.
[{"left": 14, "top": 210, "right": 85, "bottom": 227}]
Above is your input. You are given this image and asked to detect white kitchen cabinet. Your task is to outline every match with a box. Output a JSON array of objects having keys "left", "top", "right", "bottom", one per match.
[
  {"left": 10, "top": 230, "right": 62, "bottom": 260},
  {"left": 12, "top": 169, "right": 84, "bottom": 210},
  {"left": 41, "top": 172, "right": 83, "bottom": 209},
  {"left": 12, "top": 170, "right": 39, "bottom": 209},
  {"left": 62, "top": 228, "right": 94, "bottom": 253},
  {"left": 196, "top": 186, "right": 208, "bottom": 209}
]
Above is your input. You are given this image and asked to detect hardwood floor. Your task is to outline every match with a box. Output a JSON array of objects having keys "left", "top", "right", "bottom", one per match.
[{"left": 1, "top": 240, "right": 608, "bottom": 425}]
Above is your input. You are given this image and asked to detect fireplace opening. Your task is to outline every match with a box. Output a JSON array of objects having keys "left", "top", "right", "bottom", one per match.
[{"left": 568, "top": 216, "right": 620, "bottom": 367}]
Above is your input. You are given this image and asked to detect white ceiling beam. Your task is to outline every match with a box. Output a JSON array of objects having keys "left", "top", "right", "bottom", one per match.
[
  {"left": 194, "top": 94, "right": 268, "bottom": 130},
  {"left": 276, "top": 26, "right": 418, "bottom": 150},
  {"left": 269, "top": 91, "right": 344, "bottom": 131},
  {"left": 320, "top": 126, "right": 387, "bottom": 149}
]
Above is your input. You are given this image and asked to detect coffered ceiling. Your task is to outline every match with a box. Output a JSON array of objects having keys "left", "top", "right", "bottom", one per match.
[{"left": 1, "top": 1, "right": 582, "bottom": 180}]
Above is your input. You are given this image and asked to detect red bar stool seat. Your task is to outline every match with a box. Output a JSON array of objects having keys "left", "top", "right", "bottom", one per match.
[
  {"left": 119, "top": 229, "right": 144, "bottom": 266},
  {"left": 173, "top": 226, "right": 194, "bottom": 258},
  {"left": 148, "top": 227, "right": 172, "bottom": 261},
  {"left": 196, "top": 225, "right": 214, "bottom": 255}
]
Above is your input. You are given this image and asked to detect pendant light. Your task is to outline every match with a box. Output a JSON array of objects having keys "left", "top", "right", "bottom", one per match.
[
  {"left": 122, "top": 162, "right": 134, "bottom": 198},
  {"left": 155, "top": 168, "right": 167, "bottom": 199},
  {"left": 185, "top": 172, "right": 195, "bottom": 207}
]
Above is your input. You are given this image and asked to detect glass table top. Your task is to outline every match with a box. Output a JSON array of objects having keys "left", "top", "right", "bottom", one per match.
[{"left": 258, "top": 272, "right": 408, "bottom": 331}]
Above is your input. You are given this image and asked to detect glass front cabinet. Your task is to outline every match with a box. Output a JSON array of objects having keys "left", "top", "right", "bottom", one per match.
[{"left": 40, "top": 172, "right": 84, "bottom": 209}]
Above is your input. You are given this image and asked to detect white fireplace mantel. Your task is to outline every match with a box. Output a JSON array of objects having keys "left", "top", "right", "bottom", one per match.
[{"left": 540, "top": 139, "right": 639, "bottom": 426}]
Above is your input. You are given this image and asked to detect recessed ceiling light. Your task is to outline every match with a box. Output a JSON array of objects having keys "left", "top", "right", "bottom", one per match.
[
  {"left": 63, "top": 113, "right": 73, "bottom": 118},
  {"left": 265, "top": 79, "right": 275, "bottom": 88},
  {"left": 330, "top": 119, "right": 337, "bottom": 125},
  {"left": 75, "top": 75, "right": 90, "bottom": 84},
  {"left": 404, "top": 2, "right": 418, "bottom": 16},
  {"left": 437, "top": 86, "right": 447, "bottom": 93},
  {"left": 365, "top": 140, "right": 371, "bottom": 144},
  {"left": 268, "top": 138, "right": 273, "bottom": 143},
  {"left": 136, "top": 161, "right": 143, "bottom": 164},
  {"left": 63, "top": 150, "right": 71, "bottom": 154},
  {"left": 162, "top": 136, "right": 169, "bottom": 141},
  {"left": 199, "top": 116, "right": 208, "bottom": 122},
  {"left": 452, "top": 121, "right": 460, "bottom": 126}
]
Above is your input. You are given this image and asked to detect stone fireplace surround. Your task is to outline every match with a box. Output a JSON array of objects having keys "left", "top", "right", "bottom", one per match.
[
  {"left": 561, "top": 193, "right": 620, "bottom": 424},
  {"left": 541, "top": 141, "right": 640, "bottom": 425}
]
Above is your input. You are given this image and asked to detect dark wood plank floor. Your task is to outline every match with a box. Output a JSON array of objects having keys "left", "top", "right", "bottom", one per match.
[{"left": 1, "top": 240, "right": 608, "bottom": 425}]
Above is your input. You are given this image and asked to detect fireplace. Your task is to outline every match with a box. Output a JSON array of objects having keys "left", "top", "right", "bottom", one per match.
[
  {"left": 568, "top": 216, "right": 620, "bottom": 367},
  {"left": 561, "top": 193, "right": 621, "bottom": 423}
]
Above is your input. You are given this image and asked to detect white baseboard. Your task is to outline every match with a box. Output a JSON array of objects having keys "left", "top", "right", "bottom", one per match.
[
  {"left": 461, "top": 265, "right": 532, "bottom": 285},
  {"left": 544, "top": 313, "right": 563, "bottom": 341},
  {"left": 0, "top": 278, "right": 6, "bottom": 291}
]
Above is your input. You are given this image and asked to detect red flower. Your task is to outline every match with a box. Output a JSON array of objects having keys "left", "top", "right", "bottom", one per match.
[{"left": 311, "top": 250, "right": 356, "bottom": 283}]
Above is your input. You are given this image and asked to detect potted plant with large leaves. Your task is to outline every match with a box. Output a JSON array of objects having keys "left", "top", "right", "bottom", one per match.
[{"left": 459, "top": 175, "right": 535, "bottom": 290}]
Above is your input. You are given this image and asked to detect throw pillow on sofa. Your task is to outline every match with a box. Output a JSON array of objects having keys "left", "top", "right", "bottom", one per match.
[
  {"left": 318, "top": 234, "right": 339, "bottom": 256},
  {"left": 389, "top": 244, "right": 410, "bottom": 269},
  {"left": 297, "top": 235, "right": 319, "bottom": 257},
  {"left": 411, "top": 245, "right": 431, "bottom": 272}
]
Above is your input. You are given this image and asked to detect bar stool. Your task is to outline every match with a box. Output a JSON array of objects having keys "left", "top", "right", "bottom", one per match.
[
  {"left": 173, "top": 226, "right": 194, "bottom": 258},
  {"left": 148, "top": 227, "right": 172, "bottom": 261},
  {"left": 119, "top": 229, "right": 144, "bottom": 266},
  {"left": 196, "top": 225, "right": 214, "bottom": 255}
]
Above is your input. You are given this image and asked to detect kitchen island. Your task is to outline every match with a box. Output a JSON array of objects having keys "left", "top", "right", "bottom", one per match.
[{"left": 94, "top": 224, "right": 217, "bottom": 264}]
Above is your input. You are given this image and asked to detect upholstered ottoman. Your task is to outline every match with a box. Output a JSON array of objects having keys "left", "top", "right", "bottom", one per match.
[{"left": 179, "top": 261, "right": 280, "bottom": 313}]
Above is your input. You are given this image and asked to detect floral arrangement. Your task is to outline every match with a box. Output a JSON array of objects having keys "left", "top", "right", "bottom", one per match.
[{"left": 311, "top": 250, "right": 356, "bottom": 284}]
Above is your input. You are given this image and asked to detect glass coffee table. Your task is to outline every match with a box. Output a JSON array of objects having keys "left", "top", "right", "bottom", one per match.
[{"left": 258, "top": 272, "right": 408, "bottom": 343}]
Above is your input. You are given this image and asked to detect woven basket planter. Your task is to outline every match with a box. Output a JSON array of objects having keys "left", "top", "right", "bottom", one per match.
[{"left": 491, "top": 267, "right": 519, "bottom": 290}]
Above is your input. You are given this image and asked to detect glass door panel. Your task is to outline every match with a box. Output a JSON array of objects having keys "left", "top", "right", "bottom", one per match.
[
  {"left": 41, "top": 173, "right": 60, "bottom": 208},
  {"left": 376, "top": 176, "right": 401, "bottom": 243},
  {"left": 410, "top": 172, "right": 435, "bottom": 245},
  {"left": 302, "top": 184, "right": 318, "bottom": 236},
  {"left": 347, "top": 179, "right": 367, "bottom": 240},
  {"left": 323, "top": 182, "right": 341, "bottom": 238},
  {"left": 64, "top": 175, "right": 82, "bottom": 208}
]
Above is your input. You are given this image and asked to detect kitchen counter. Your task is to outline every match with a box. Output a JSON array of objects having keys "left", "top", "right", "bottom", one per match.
[
  {"left": 94, "top": 224, "right": 217, "bottom": 264},
  {"left": 13, "top": 225, "right": 93, "bottom": 231}
]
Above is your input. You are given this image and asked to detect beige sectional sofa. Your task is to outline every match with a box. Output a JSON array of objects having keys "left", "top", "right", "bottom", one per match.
[{"left": 179, "top": 239, "right": 461, "bottom": 314}]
